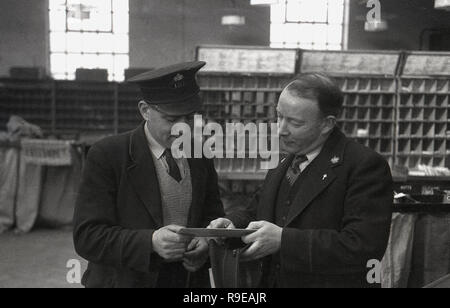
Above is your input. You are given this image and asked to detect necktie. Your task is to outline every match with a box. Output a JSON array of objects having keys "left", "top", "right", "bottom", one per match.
[
  {"left": 285, "top": 155, "right": 308, "bottom": 186},
  {"left": 164, "top": 149, "right": 182, "bottom": 182}
]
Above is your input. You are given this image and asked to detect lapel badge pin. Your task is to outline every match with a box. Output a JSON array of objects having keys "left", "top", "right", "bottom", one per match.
[
  {"left": 331, "top": 156, "right": 340, "bottom": 164},
  {"left": 322, "top": 174, "right": 328, "bottom": 181}
]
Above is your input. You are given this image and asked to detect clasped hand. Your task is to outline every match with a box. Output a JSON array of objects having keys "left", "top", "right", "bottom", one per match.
[
  {"left": 208, "top": 219, "right": 283, "bottom": 261},
  {"left": 240, "top": 221, "right": 283, "bottom": 261},
  {"left": 152, "top": 225, "right": 208, "bottom": 272}
]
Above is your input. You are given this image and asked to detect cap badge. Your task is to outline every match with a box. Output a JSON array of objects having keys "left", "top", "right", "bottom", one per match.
[
  {"left": 331, "top": 156, "right": 340, "bottom": 164},
  {"left": 173, "top": 74, "right": 185, "bottom": 89}
]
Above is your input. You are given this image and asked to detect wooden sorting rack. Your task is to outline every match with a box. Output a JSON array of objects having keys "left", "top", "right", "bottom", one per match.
[
  {"left": 396, "top": 52, "right": 450, "bottom": 169},
  {"left": 1, "top": 48, "right": 449, "bottom": 181}
]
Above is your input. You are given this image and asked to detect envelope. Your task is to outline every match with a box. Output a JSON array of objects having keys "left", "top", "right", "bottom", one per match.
[{"left": 178, "top": 228, "right": 255, "bottom": 238}]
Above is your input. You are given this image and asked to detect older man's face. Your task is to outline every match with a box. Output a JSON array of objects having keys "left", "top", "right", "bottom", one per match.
[{"left": 277, "top": 90, "right": 328, "bottom": 155}]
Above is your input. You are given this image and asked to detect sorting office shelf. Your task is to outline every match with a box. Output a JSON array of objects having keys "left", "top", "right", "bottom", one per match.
[
  {"left": 0, "top": 79, "right": 52, "bottom": 131},
  {"left": 1, "top": 49, "right": 448, "bottom": 174},
  {"left": 198, "top": 73, "right": 291, "bottom": 123},
  {"left": 215, "top": 158, "right": 269, "bottom": 181},
  {"left": 118, "top": 83, "right": 141, "bottom": 133},
  {"left": 397, "top": 52, "right": 450, "bottom": 169},
  {"left": 54, "top": 81, "right": 116, "bottom": 134},
  {"left": 335, "top": 76, "right": 397, "bottom": 166},
  {"left": 397, "top": 80, "right": 450, "bottom": 168},
  {"left": 198, "top": 73, "right": 293, "bottom": 179}
]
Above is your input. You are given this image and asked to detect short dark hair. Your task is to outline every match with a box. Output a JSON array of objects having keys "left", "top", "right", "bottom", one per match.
[{"left": 284, "top": 73, "right": 343, "bottom": 118}]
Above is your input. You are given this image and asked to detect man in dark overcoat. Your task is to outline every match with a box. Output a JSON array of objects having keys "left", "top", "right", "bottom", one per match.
[
  {"left": 212, "top": 73, "right": 393, "bottom": 288},
  {"left": 73, "top": 61, "right": 241, "bottom": 288}
]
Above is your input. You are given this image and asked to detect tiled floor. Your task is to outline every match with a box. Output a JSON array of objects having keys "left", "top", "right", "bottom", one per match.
[{"left": 0, "top": 229, "right": 87, "bottom": 288}]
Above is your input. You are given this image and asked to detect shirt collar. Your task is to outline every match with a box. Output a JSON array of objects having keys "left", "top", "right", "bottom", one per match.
[
  {"left": 295, "top": 144, "right": 323, "bottom": 165},
  {"left": 144, "top": 122, "right": 166, "bottom": 159},
  {"left": 305, "top": 145, "right": 322, "bottom": 163}
]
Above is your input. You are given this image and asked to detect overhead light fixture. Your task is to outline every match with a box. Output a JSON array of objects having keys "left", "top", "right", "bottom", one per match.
[
  {"left": 221, "top": 15, "right": 246, "bottom": 26},
  {"left": 435, "top": 0, "right": 450, "bottom": 10},
  {"left": 364, "top": 19, "right": 388, "bottom": 32},
  {"left": 222, "top": 0, "right": 246, "bottom": 26},
  {"left": 250, "top": 0, "right": 279, "bottom": 5}
]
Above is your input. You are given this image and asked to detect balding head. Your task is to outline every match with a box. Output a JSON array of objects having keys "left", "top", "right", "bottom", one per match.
[{"left": 284, "top": 73, "right": 343, "bottom": 118}]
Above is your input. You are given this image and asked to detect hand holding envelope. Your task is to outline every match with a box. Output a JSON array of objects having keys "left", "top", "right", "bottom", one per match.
[
  {"left": 178, "top": 217, "right": 282, "bottom": 262},
  {"left": 208, "top": 218, "right": 235, "bottom": 229},
  {"left": 178, "top": 218, "right": 255, "bottom": 238},
  {"left": 178, "top": 218, "right": 254, "bottom": 272}
]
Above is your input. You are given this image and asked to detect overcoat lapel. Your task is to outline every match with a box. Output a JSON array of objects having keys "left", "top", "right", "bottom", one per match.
[
  {"left": 127, "top": 123, "right": 163, "bottom": 227},
  {"left": 285, "top": 128, "right": 348, "bottom": 226},
  {"left": 186, "top": 158, "right": 206, "bottom": 227}
]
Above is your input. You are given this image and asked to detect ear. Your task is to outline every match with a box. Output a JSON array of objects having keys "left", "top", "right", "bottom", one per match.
[
  {"left": 138, "top": 100, "right": 151, "bottom": 121},
  {"left": 321, "top": 116, "right": 336, "bottom": 134}
]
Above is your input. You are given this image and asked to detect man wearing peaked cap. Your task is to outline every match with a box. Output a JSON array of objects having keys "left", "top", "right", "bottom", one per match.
[{"left": 73, "top": 61, "right": 241, "bottom": 288}]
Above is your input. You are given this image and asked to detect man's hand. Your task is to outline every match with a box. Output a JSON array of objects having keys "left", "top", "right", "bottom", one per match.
[
  {"left": 241, "top": 221, "right": 282, "bottom": 261},
  {"left": 152, "top": 225, "right": 191, "bottom": 261},
  {"left": 207, "top": 218, "right": 235, "bottom": 229},
  {"left": 207, "top": 218, "right": 236, "bottom": 244},
  {"left": 183, "top": 237, "right": 209, "bottom": 272}
]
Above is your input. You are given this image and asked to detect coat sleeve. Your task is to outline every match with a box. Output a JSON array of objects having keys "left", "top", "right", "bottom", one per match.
[
  {"left": 280, "top": 153, "right": 393, "bottom": 274},
  {"left": 73, "top": 143, "right": 157, "bottom": 273}
]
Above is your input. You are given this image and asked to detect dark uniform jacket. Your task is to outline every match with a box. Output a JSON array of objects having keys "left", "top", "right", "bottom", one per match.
[
  {"left": 245, "top": 128, "right": 393, "bottom": 288},
  {"left": 73, "top": 123, "right": 234, "bottom": 288}
]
